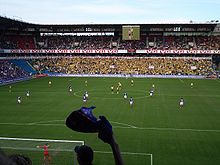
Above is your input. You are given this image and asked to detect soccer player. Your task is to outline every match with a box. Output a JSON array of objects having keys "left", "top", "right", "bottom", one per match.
[
  {"left": 152, "top": 83, "right": 155, "bottom": 89},
  {"left": 68, "top": 85, "right": 73, "bottom": 94},
  {"left": 85, "top": 80, "right": 88, "bottom": 87},
  {"left": 149, "top": 88, "right": 154, "bottom": 97},
  {"left": 17, "top": 96, "right": 21, "bottom": 104},
  {"left": 26, "top": 91, "right": 30, "bottom": 97},
  {"left": 118, "top": 82, "right": 122, "bottom": 90},
  {"left": 128, "top": 27, "right": 134, "bottom": 40},
  {"left": 48, "top": 81, "right": 52, "bottom": 87},
  {"left": 83, "top": 94, "right": 87, "bottom": 104},
  {"left": 9, "top": 85, "right": 12, "bottom": 92},
  {"left": 116, "top": 86, "right": 119, "bottom": 94},
  {"left": 85, "top": 91, "right": 89, "bottom": 99},
  {"left": 179, "top": 98, "right": 184, "bottom": 108},
  {"left": 123, "top": 93, "right": 128, "bottom": 99},
  {"left": 111, "top": 85, "right": 114, "bottom": 94},
  {"left": 131, "top": 79, "right": 134, "bottom": 87},
  {"left": 37, "top": 143, "right": 51, "bottom": 164},
  {"left": 129, "top": 97, "right": 134, "bottom": 108},
  {"left": 190, "top": 82, "right": 194, "bottom": 88}
]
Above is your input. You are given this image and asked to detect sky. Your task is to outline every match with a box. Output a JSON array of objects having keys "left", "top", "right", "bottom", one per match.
[{"left": 0, "top": 0, "right": 219, "bottom": 24}]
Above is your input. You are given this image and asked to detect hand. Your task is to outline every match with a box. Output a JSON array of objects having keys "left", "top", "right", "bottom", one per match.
[{"left": 98, "top": 116, "right": 113, "bottom": 144}]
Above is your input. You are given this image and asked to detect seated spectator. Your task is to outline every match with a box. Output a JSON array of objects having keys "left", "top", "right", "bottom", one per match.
[
  {"left": 0, "top": 60, "right": 29, "bottom": 82},
  {"left": 1, "top": 34, "right": 220, "bottom": 50}
]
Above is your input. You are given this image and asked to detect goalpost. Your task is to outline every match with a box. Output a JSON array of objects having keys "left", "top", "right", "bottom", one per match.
[
  {"left": 94, "top": 150, "right": 153, "bottom": 165},
  {"left": 0, "top": 137, "right": 153, "bottom": 165},
  {"left": 0, "top": 137, "right": 84, "bottom": 165}
]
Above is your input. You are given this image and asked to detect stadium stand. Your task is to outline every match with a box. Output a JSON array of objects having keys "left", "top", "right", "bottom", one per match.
[
  {"left": 27, "top": 34, "right": 220, "bottom": 50},
  {"left": 0, "top": 35, "right": 35, "bottom": 49},
  {"left": 30, "top": 57, "right": 216, "bottom": 76},
  {"left": 0, "top": 60, "right": 30, "bottom": 83},
  {"left": 0, "top": 16, "right": 219, "bottom": 79},
  {"left": 33, "top": 35, "right": 220, "bottom": 50},
  {"left": 2, "top": 35, "right": 220, "bottom": 51},
  {"left": 10, "top": 59, "right": 37, "bottom": 75}
]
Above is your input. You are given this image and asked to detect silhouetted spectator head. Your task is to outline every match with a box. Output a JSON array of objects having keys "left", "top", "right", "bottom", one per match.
[
  {"left": 0, "top": 150, "right": 15, "bottom": 165},
  {"left": 74, "top": 145, "right": 93, "bottom": 165},
  {"left": 9, "top": 154, "right": 32, "bottom": 165}
]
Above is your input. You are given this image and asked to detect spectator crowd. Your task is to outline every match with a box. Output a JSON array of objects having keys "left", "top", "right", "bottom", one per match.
[
  {"left": 0, "top": 60, "right": 29, "bottom": 82},
  {"left": 1, "top": 35, "right": 220, "bottom": 50},
  {"left": 32, "top": 57, "right": 216, "bottom": 76}
]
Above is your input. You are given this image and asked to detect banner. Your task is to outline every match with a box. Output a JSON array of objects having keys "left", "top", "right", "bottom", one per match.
[
  {"left": 0, "top": 49, "right": 220, "bottom": 54},
  {"left": 3, "top": 49, "right": 120, "bottom": 54},
  {"left": 136, "top": 49, "right": 220, "bottom": 54}
]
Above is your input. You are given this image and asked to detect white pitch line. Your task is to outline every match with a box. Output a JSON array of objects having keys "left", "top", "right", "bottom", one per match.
[
  {"left": 132, "top": 126, "right": 220, "bottom": 133},
  {"left": 113, "top": 126, "right": 132, "bottom": 129},
  {"left": 0, "top": 122, "right": 64, "bottom": 126},
  {"left": 0, "top": 146, "right": 74, "bottom": 152},
  {"left": 0, "top": 147, "right": 151, "bottom": 158},
  {"left": 0, "top": 122, "right": 220, "bottom": 133},
  {"left": 110, "top": 126, "right": 220, "bottom": 133},
  {"left": 94, "top": 151, "right": 153, "bottom": 165},
  {"left": 33, "top": 123, "right": 64, "bottom": 126},
  {"left": 28, "top": 119, "right": 64, "bottom": 125},
  {"left": 111, "top": 121, "right": 137, "bottom": 128},
  {"left": 178, "top": 78, "right": 184, "bottom": 84},
  {"left": 0, "top": 137, "right": 84, "bottom": 144},
  {"left": 94, "top": 150, "right": 151, "bottom": 156}
]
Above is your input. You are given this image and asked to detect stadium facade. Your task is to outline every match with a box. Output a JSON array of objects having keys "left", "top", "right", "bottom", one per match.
[{"left": 0, "top": 16, "right": 220, "bottom": 84}]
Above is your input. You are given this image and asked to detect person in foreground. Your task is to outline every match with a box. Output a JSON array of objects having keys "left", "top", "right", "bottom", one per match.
[
  {"left": 74, "top": 116, "right": 124, "bottom": 165},
  {"left": 0, "top": 151, "right": 32, "bottom": 165}
]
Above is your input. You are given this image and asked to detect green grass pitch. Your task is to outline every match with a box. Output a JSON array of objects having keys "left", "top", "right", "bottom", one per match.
[{"left": 0, "top": 77, "right": 220, "bottom": 165}]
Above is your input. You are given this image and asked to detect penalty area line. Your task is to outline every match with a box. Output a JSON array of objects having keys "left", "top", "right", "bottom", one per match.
[
  {"left": 94, "top": 151, "right": 153, "bottom": 165},
  {"left": 0, "top": 122, "right": 219, "bottom": 133},
  {"left": 111, "top": 121, "right": 137, "bottom": 128},
  {"left": 178, "top": 78, "right": 184, "bottom": 84},
  {"left": 0, "top": 137, "right": 84, "bottom": 144},
  {"left": 133, "top": 126, "right": 220, "bottom": 133}
]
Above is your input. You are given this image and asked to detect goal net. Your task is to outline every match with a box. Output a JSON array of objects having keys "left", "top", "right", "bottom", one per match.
[{"left": 0, "top": 137, "right": 84, "bottom": 165}]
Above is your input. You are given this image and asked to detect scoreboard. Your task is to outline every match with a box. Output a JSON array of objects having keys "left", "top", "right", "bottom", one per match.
[{"left": 122, "top": 25, "right": 140, "bottom": 40}]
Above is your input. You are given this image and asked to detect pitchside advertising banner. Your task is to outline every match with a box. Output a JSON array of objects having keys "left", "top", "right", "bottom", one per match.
[{"left": 0, "top": 49, "right": 220, "bottom": 54}]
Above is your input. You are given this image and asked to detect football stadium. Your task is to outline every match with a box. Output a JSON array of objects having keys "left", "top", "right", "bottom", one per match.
[{"left": 0, "top": 14, "right": 220, "bottom": 165}]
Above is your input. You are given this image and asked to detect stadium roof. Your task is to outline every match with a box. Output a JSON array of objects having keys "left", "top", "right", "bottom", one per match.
[{"left": 0, "top": 16, "right": 218, "bottom": 33}]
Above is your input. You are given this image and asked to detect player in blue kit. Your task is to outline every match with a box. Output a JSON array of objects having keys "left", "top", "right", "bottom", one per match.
[
  {"left": 149, "top": 88, "right": 154, "bottom": 97},
  {"left": 26, "top": 91, "right": 30, "bottom": 97},
  {"left": 17, "top": 96, "right": 21, "bottom": 104},
  {"left": 68, "top": 85, "right": 73, "bottom": 94},
  {"left": 83, "top": 94, "right": 87, "bottom": 104}
]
